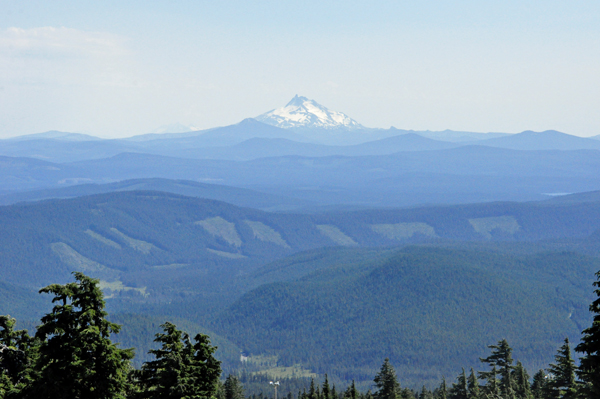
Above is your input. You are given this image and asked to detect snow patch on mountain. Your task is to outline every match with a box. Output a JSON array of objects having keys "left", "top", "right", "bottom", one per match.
[{"left": 256, "top": 95, "right": 364, "bottom": 130}]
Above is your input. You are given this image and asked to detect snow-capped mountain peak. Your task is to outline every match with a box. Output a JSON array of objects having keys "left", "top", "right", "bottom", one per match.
[{"left": 256, "top": 95, "right": 364, "bottom": 130}]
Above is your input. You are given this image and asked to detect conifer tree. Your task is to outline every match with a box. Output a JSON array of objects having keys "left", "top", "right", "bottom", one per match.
[
  {"left": 575, "top": 269, "right": 600, "bottom": 399},
  {"left": 479, "top": 339, "right": 515, "bottom": 399},
  {"left": 512, "top": 361, "right": 532, "bottom": 399},
  {"left": 0, "top": 316, "right": 37, "bottom": 398},
  {"left": 215, "top": 380, "right": 225, "bottom": 399},
  {"left": 418, "top": 386, "right": 433, "bottom": 399},
  {"left": 437, "top": 377, "right": 448, "bottom": 399},
  {"left": 224, "top": 374, "right": 245, "bottom": 399},
  {"left": 401, "top": 388, "right": 416, "bottom": 399},
  {"left": 449, "top": 369, "right": 468, "bottom": 399},
  {"left": 345, "top": 380, "right": 358, "bottom": 399},
  {"left": 480, "top": 366, "right": 501, "bottom": 399},
  {"left": 374, "top": 358, "right": 401, "bottom": 399},
  {"left": 310, "top": 378, "right": 318, "bottom": 399},
  {"left": 26, "top": 272, "right": 133, "bottom": 399},
  {"left": 135, "top": 321, "right": 221, "bottom": 399},
  {"left": 530, "top": 370, "right": 547, "bottom": 399},
  {"left": 467, "top": 368, "right": 480, "bottom": 399},
  {"left": 322, "top": 375, "right": 331, "bottom": 399},
  {"left": 547, "top": 338, "right": 578, "bottom": 399}
]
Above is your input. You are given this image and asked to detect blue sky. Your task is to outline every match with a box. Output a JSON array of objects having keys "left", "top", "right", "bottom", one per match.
[{"left": 1, "top": 1, "right": 599, "bottom": 138}]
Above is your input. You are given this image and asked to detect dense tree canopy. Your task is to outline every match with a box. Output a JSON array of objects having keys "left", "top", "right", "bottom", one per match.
[
  {"left": 224, "top": 374, "right": 245, "bottom": 399},
  {"left": 3, "top": 266, "right": 600, "bottom": 399},
  {"left": 134, "top": 321, "right": 221, "bottom": 399},
  {"left": 26, "top": 272, "right": 134, "bottom": 399},
  {"left": 0, "top": 316, "right": 37, "bottom": 398},
  {"left": 575, "top": 269, "right": 600, "bottom": 399}
]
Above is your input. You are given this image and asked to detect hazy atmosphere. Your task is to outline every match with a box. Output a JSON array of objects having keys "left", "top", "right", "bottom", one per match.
[{"left": 2, "top": 1, "right": 600, "bottom": 137}]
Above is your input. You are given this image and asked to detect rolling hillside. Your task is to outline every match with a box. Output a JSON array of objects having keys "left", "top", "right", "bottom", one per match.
[
  {"left": 213, "top": 246, "right": 600, "bottom": 385},
  {"left": 0, "top": 178, "right": 311, "bottom": 211},
  {"left": 1, "top": 189, "right": 600, "bottom": 320},
  {"left": 2, "top": 190, "right": 600, "bottom": 293},
  {"left": 2, "top": 191, "right": 600, "bottom": 385}
]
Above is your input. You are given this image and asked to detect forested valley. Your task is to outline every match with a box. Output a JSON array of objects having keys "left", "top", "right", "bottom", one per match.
[
  {"left": 1, "top": 269, "right": 600, "bottom": 399},
  {"left": 2, "top": 189, "right": 600, "bottom": 397}
]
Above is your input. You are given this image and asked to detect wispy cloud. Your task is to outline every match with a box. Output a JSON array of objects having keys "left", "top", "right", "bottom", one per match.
[
  {"left": 0, "top": 26, "right": 127, "bottom": 58},
  {"left": 0, "top": 27, "right": 133, "bottom": 88}
]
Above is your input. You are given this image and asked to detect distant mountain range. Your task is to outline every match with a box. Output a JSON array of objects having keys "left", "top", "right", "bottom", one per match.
[
  {"left": 1, "top": 93, "right": 598, "bottom": 161},
  {"left": 6, "top": 130, "right": 102, "bottom": 142},
  {"left": 2, "top": 123, "right": 599, "bottom": 164},
  {"left": 474, "top": 130, "right": 600, "bottom": 151},
  {"left": 2, "top": 95, "right": 600, "bottom": 208},
  {"left": 0, "top": 178, "right": 310, "bottom": 211},
  {"left": 2, "top": 144, "right": 600, "bottom": 207}
]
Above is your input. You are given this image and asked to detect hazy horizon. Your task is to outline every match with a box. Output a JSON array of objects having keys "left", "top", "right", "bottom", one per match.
[{"left": 1, "top": 1, "right": 599, "bottom": 138}]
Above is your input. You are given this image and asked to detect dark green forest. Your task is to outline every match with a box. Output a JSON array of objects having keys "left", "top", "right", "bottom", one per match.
[
  {"left": 3, "top": 191, "right": 600, "bottom": 397},
  {"left": 1, "top": 271, "right": 600, "bottom": 398},
  {"left": 211, "top": 247, "right": 599, "bottom": 385}
]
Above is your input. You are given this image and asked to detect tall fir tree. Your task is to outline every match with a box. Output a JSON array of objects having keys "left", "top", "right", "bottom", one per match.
[
  {"left": 467, "top": 368, "right": 480, "bottom": 399},
  {"left": 374, "top": 358, "right": 401, "bottom": 399},
  {"left": 345, "top": 380, "right": 358, "bottom": 399},
  {"left": 135, "top": 321, "right": 221, "bottom": 399},
  {"left": 437, "top": 377, "right": 448, "bottom": 399},
  {"left": 449, "top": 369, "right": 468, "bottom": 399},
  {"left": 512, "top": 361, "right": 532, "bottom": 399},
  {"left": 224, "top": 374, "right": 245, "bottom": 399},
  {"left": 309, "top": 378, "right": 318, "bottom": 399},
  {"left": 25, "top": 272, "right": 133, "bottom": 399},
  {"left": 575, "top": 269, "right": 600, "bottom": 399},
  {"left": 418, "top": 386, "right": 433, "bottom": 399},
  {"left": 480, "top": 366, "right": 501, "bottom": 399},
  {"left": 479, "top": 339, "right": 515, "bottom": 399},
  {"left": 530, "top": 370, "right": 547, "bottom": 399},
  {"left": 547, "top": 338, "right": 578, "bottom": 399},
  {"left": 322, "top": 375, "right": 331, "bottom": 399},
  {"left": 402, "top": 388, "right": 416, "bottom": 399}
]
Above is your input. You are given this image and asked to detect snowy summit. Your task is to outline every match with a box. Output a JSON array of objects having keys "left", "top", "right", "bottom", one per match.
[{"left": 256, "top": 95, "right": 364, "bottom": 130}]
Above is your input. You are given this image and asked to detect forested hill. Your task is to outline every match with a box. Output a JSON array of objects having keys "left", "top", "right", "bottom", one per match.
[
  {"left": 0, "top": 178, "right": 311, "bottom": 211},
  {"left": 2, "top": 190, "right": 600, "bottom": 386},
  {"left": 2, "top": 190, "right": 600, "bottom": 292},
  {"left": 213, "top": 246, "right": 600, "bottom": 386}
]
